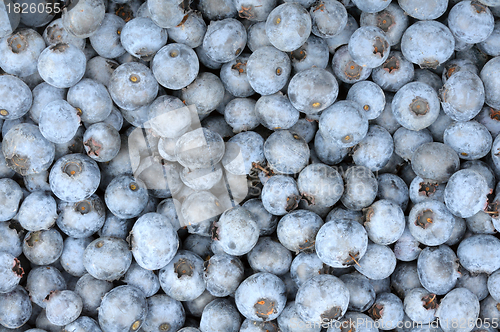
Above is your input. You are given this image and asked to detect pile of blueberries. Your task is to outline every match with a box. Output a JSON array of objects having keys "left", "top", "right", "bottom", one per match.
[{"left": 3, "top": 0, "right": 500, "bottom": 331}]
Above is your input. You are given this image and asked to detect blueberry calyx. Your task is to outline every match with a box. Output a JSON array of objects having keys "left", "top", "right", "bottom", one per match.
[
  {"left": 421, "top": 293, "right": 438, "bottom": 310},
  {"left": 12, "top": 257, "right": 24, "bottom": 278},
  {"left": 416, "top": 209, "right": 434, "bottom": 229},
  {"left": 344, "top": 61, "right": 363, "bottom": 80},
  {"left": 84, "top": 137, "right": 102, "bottom": 157},
  {"left": 7, "top": 33, "right": 27, "bottom": 54},
  {"left": 174, "top": 258, "right": 194, "bottom": 278},
  {"left": 409, "top": 96, "right": 429, "bottom": 116},
  {"left": 372, "top": 37, "right": 387, "bottom": 58},
  {"left": 320, "top": 306, "right": 342, "bottom": 322},
  {"left": 368, "top": 303, "right": 384, "bottom": 320},
  {"left": 377, "top": 12, "right": 395, "bottom": 32},
  {"left": 254, "top": 298, "right": 277, "bottom": 320},
  {"left": 383, "top": 56, "right": 399, "bottom": 74},
  {"left": 418, "top": 181, "right": 438, "bottom": 197}
]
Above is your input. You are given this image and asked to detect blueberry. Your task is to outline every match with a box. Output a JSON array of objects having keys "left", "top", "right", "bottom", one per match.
[
  {"left": 195, "top": 44, "right": 223, "bottom": 70},
  {"left": 198, "top": 0, "right": 237, "bottom": 20},
  {"left": 224, "top": 98, "right": 259, "bottom": 133},
  {"left": 181, "top": 72, "right": 225, "bottom": 116},
  {"left": 277, "top": 300, "right": 320, "bottom": 332},
  {"left": 28, "top": 83, "right": 68, "bottom": 124},
  {"left": 265, "top": 3, "right": 311, "bottom": 52},
  {"left": 264, "top": 130, "right": 310, "bottom": 175},
  {"left": 480, "top": 57, "right": 500, "bottom": 110},
  {"left": 372, "top": 51, "right": 415, "bottom": 93},
  {"left": 181, "top": 191, "right": 223, "bottom": 236},
  {"left": 478, "top": 21, "right": 500, "bottom": 56},
  {"left": 390, "top": 262, "right": 422, "bottom": 299},
  {"left": 401, "top": 21, "right": 455, "bottom": 69},
  {"left": 360, "top": 3, "right": 408, "bottom": 46},
  {"left": 59, "top": 237, "right": 93, "bottom": 277},
  {"left": 411, "top": 142, "right": 460, "bottom": 183},
  {"left": 413, "top": 69, "right": 443, "bottom": 93},
  {"left": 409, "top": 175, "right": 443, "bottom": 204},
  {"left": 355, "top": 243, "right": 396, "bottom": 280},
  {"left": 0, "top": 178, "right": 23, "bottom": 222},
  {"left": 325, "top": 13, "right": 358, "bottom": 52},
  {"left": 261, "top": 175, "right": 300, "bottom": 216},
  {"left": 247, "top": 22, "right": 272, "bottom": 52},
  {"left": 298, "top": 163, "right": 343, "bottom": 209},
  {"left": 254, "top": 92, "right": 299, "bottom": 130},
  {"left": 435, "top": 288, "right": 480, "bottom": 332},
  {"left": 23, "top": 229, "right": 64, "bottom": 266},
  {"left": 398, "top": 0, "right": 447, "bottom": 20},
  {"left": 64, "top": 316, "right": 102, "bottom": 332},
  {"left": 457, "top": 234, "right": 500, "bottom": 274},
  {"left": 83, "top": 237, "right": 132, "bottom": 281},
  {"left": 0, "top": 75, "right": 32, "bottom": 121},
  {"left": 56, "top": 194, "right": 105, "bottom": 238},
  {"left": 152, "top": 43, "right": 199, "bottom": 90},
  {"left": 39, "top": 100, "right": 80, "bottom": 144},
  {"left": 408, "top": 199, "right": 455, "bottom": 246},
  {"left": 184, "top": 290, "right": 216, "bottom": 318},
  {"left": 166, "top": 11, "right": 207, "bottom": 49},
  {"left": 200, "top": 298, "right": 241, "bottom": 332},
  {"left": 448, "top": 1, "right": 494, "bottom": 44},
  {"left": 456, "top": 268, "right": 489, "bottom": 302},
  {"left": 349, "top": 26, "right": 390, "bottom": 69},
  {"left": 363, "top": 199, "right": 405, "bottom": 245},
  {"left": 403, "top": 288, "right": 438, "bottom": 325},
  {"left": 247, "top": 237, "right": 292, "bottom": 275},
  {"left": 479, "top": 295, "right": 500, "bottom": 322},
  {"left": 121, "top": 261, "right": 160, "bottom": 297},
  {"left": 37, "top": 43, "right": 87, "bottom": 89},
  {"left": 0, "top": 221, "right": 23, "bottom": 257},
  {"left": 0, "top": 286, "right": 31, "bottom": 329},
  {"left": 105, "top": 175, "right": 148, "bottom": 219},
  {"left": 158, "top": 250, "right": 206, "bottom": 301},
  {"left": 74, "top": 274, "right": 113, "bottom": 317},
  {"left": 444, "top": 169, "right": 489, "bottom": 218},
  {"left": 331, "top": 45, "right": 372, "bottom": 84},
  {"left": 235, "top": 272, "right": 287, "bottom": 322},
  {"left": 376, "top": 173, "right": 409, "bottom": 211},
  {"left": 0, "top": 28, "right": 45, "bottom": 78},
  {"left": 340, "top": 273, "right": 376, "bottom": 312},
  {"left": 203, "top": 18, "right": 246, "bottom": 63},
  {"left": 352, "top": 125, "right": 394, "bottom": 171},
  {"left": 222, "top": 131, "right": 265, "bottom": 176},
  {"left": 393, "top": 226, "right": 422, "bottom": 262},
  {"left": 313, "top": 130, "right": 349, "bottom": 165},
  {"left": 82, "top": 122, "right": 120, "bottom": 162},
  {"left": 440, "top": 71, "right": 485, "bottom": 122},
  {"left": 45, "top": 290, "right": 83, "bottom": 326},
  {"left": 98, "top": 285, "right": 148, "bottom": 332},
  {"left": 295, "top": 274, "right": 349, "bottom": 323},
  {"left": 287, "top": 67, "right": 338, "bottom": 115},
  {"left": 394, "top": 128, "right": 433, "bottom": 163},
  {"left": 26, "top": 266, "right": 66, "bottom": 308},
  {"left": 242, "top": 198, "right": 278, "bottom": 236},
  {"left": 341, "top": 166, "right": 378, "bottom": 211},
  {"left": 310, "top": 0, "right": 347, "bottom": 38},
  {"left": 141, "top": 294, "right": 185, "bottom": 332},
  {"left": 346, "top": 81, "right": 386, "bottom": 120},
  {"left": 129, "top": 212, "right": 179, "bottom": 270},
  {"left": 88, "top": 14, "right": 126, "bottom": 59},
  {"left": 247, "top": 46, "right": 292, "bottom": 96},
  {"left": 316, "top": 218, "right": 368, "bottom": 268},
  {"left": 417, "top": 245, "right": 460, "bottom": 295},
  {"left": 0, "top": 251, "right": 23, "bottom": 294},
  {"left": 290, "top": 35, "right": 330, "bottom": 73},
  {"left": 203, "top": 253, "right": 244, "bottom": 297},
  {"left": 84, "top": 57, "right": 119, "bottom": 88}
]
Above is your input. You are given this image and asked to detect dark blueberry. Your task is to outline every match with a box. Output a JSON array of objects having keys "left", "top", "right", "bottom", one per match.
[
  {"left": 235, "top": 272, "right": 287, "bottom": 321},
  {"left": 83, "top": 237, "right": 132, "bottom": 281},
  {"left": 401, "top": 21, "right": 455, "bottom": 69},
  {"left": 242, "top": 198, "right": 278, "bottom": 236},
  {"left": 184, "top": 290, "right": 216, "bottom": 318},
  {"left": 435, "top": 288, "right": 480, "bottom": 332},
  {"left": 254, "top": 92, "right": 299, "bottom": 130},
  {"left": 367, "top": 292, "right": 404, "bottom": 330},
  {"left": 200, "top": 298, "right": 241, "bottom": 332},
  {"left": 393, "top": 127, "right": 433, "bottom": 163},
  {"left": 129, "top": 212, "right": 179, "bottom": 270},
  {"left": 480, "top": 57, "right": 500, "bottom": 110},
  {"left": 413, "top": 68, "right": 443, "bottom": 92},
  {"left": 313, "top": 130, "right": 349, "bottom": 165},
  {"left": 331, "top": 45, "right": 372, "bottom": 84},
  {"left": 247, "top": 237, "right": 292, "bottom": 275},
  {"left": 59, "top": 237, "right": 93, "bottom": 277},
  {"left": 198, "top": 0, "right": 237, "bottom": 20},
  {"left": 23, "top": 229, "right": 64, "bottom": 266},
  {"left": 316, "top": 218, "right": 368, "bottom": 268},
  {"left": 287, "top": 67, "right": 338, "bottom": 115},
  {"left": 0, "top": 28, "right": 45, "bottom": 78},
  {"left": 295, "top": 274, "right": 349, "bottom": 323},
  {"left": 98, "top": 285, "right": 148, "bottom": 332},
  {"left": 340, "top": 273, "right": 376, "bottom": 312},
  {"left": 74, "top": 274, "right": 113, "bottom": 316},
  {"left": 478, "top": 21, "right": 500, "bottom": 56},
  {"left": 141, "top": 294, "right": 185, "bottom": 332},
  {"left": 166, "top": 11, "right": 207, "bottom": 49},
  {"left": 376, "top": 173, "right": 409, "bottom": 211},
  {"left": 158, "top": 250, "right": 206, "bottom": 301},
  {"left": 247, "top": 46, "right": 291, "bottom": 95},
  {"left": 265, "top": 3, "right": 311, "bottom": 52},
  {"left": 393, "top": 227, "right": 421, "bottom": 262},
  {"left": 390, "top": 262, "right": 422, "bottom": 299},
  {"left": 0, "top": 178, "right": 23, "bottom": 222}
]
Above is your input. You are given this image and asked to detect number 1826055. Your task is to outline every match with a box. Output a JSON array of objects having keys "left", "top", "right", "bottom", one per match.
[{"left": 5, "top": 2, "right": 62, "bottom": 14}]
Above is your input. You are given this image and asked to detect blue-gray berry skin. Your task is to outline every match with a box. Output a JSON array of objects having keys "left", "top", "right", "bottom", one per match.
[
  {"left": 83, "top": 237, "right": 132, "bottom": 281},
  {"left": 98, "top": 285, "right": 148, "bottom": 332},
  {"left": 0, "top": 178, "right": 23, "bottom": 222},
  {"left": 401, "top": 21, "right": 455, "bottom": 69},
  {"left": 480, "top": 57, "right": 500, "bottom": 109},
  {"left": 204, "top": 253, "right": 245, "bottom": 297},
  {"left": 67, "top": 78, "right": 113, "bottom": 125},
  {"left": 2, "top": 123, "right": 55, "bottom": 176},
  {"left": 74, "top": 274, "right": 113, "bottom": 317},
  {"left": 83, "top": 122, "right": 121, "bottom": 163},
  {"left": 0, "top": 285, "right": 32, "bottom": 328},
  {"left": 348, "top": 26, "right": 390, "bottom": 69},
  {"left": 0, "top": 251, "right": 23, "bottom": 294},
  {"left": 448, "top": 1, "right": 494, "bottom": 44},
  {"left": 224, "top": 98, "right": 259, "bottom": 133},
  {"left": 203, "top": 18, "right": 246, "bottom": 63},
  {"left": 61, "top": 0, "right": 106, "bottom": 38},
  {"left": 403, "top": 288, "right": 438, "bottom": 324},
  {"left": 398, "top": 0, "right": 447, "bottom": 20},
  {"left": 167, "top": 11, "right": 206, "bottom": 48},
  {"left": 60, "top": 237, "right": 93, "bottom": 277},
  {"left": 158, "top": 250, "right": 206, "bottom": 301},
  {"left": 355, "top": 244, "right": 397, "bottom": 281},
  {"left": 340, "top": 273, "right": 376, "bottom": 312},
  {"left": 141, "top": 294, "right": 185, "bottom": 332},
  {"left": 122, "top": 261, "right": 160, "bottom": 297},
  {"left": 120, "top": 17, "right": 168, "bottom": 60},
  {"left": 440, "top": 71, "right": 485, "bottom": 122},
  {"left": 104, "top": 175, "right": 148, "bottom": 219},
  {"left": 235, "top": 272, "right": 287, "bottom": 322},
  {"left": 360, "top": 3, "right": 408, "bottom": 45},
  {"left": 436, "top": 288, "right": 480, "bottom": 332},
  {"left": 316, "top": 218, "right": 368, "bottom": 268},
  {"left": 408, "top": 199, "right": 455, "bottom": 246},
  {"left": 148, "top": 0, "right": 189, "bottom": 28},
  {"left": 0, "top": 75, "right": 32, "bottom": 121},
  {"left": 295, "top": 274, "right": 349, "bottom": 323},
  {"left": 248, "top": 237, "right": 292, "bottom": 276},
  {"left": 64, "top": 316, "right": 102, "bottom": 332},
  {"left": 49, "top": 153, "right": 100, "bottom": 203},
  {"left": 26, "top": 266, "right": 66, "bottom": 308},
  {"left": 368, "top": 292, "right": 404, "bottom": 330},
  {"left": 153, "top": 43, "right": 199, "bottom": 90},
  {"left": 129, "top": 212, "right": 179, "bottom": 270},
  {"left": 261, "top": 175, "right": 300, "bottom": 216},
  {"left": 352, "top": 125, "right": 393, "bottom": 172},
  {"left": 457, "top": 234, "right": 500, "bottom": 274},
  {"left": 288, "top": 67, "right": 338, "bottom": 115},
  {"left": 347, "top": 81, "right": 386, "bottom": 120},
  {"left": 417, "top": 245, "right": 460, "bottom": 295},
  {"left": 45, "top": 289, "right": 83, "bottom": 326},
  {"left": 372, "top": 51, "right": 415, "bottom": 93},
  {"left": 37, "top": 43, "right": 87, "bottom": 89},
  {"left": 56, "top": 194, "right": 105, "bottom": 238},
  {"left": 200, "top": 298, "right": 241, "bottom": 332},
  {"left": 108, "top": 62, "right": 159, "bottom": 111},
  {"left": 265, "top": 3, "right": 311, "bottom": 52},
  {"left": 264, "top": 130, "right": 310, "bottom": 175},
  {"left": 39, "top": 100, "right": 80, "bottom": 144},
  {"left": 444, "top": 169, "right": 489, "bottom": 218},
  {"left": 88, "top": 14, "right": 126, "bottom": 59},
  {"left": 254, "top": 92, "right": 299, "bottom": 130},
  {"left": 377, "top": 173, "right": 409, "bottom": 211},
  {"left": 22, "top": 229, "right": 64, "bottom": 266},
  {"left": 332, "top": 45, "right": 372, "bottom": 84},
  {"left": 0, "top": 222, "right": 23, "bottom": 258},
  {"left": 0, "top": 28, "right": 46, "bottom": 78},
  {"left": 277, "top": 209, "right": 323, "bottom": 253},
  {"left": 411, "top": 142, "right": 460, "bottom": 184},
  {"left": 341, "top": 166, "right": 378, "bottom": 211},
  {"left": 247, "top": 46, "right": 291, "bottom": 96},
  {"left": 364, "top": 199, "right": 405, "bottom": 246},
  {"left": 391, "top": 262, "right": 422, "bottom": 299}
]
